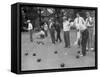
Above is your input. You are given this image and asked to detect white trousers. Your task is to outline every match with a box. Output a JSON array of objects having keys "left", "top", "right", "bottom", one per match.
[{"left": 74, "top": 31, "right": 81, "bottom": 45}]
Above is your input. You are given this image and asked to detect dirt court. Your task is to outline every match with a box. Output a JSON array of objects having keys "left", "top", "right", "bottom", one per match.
[{"left": 21, "top": 30, "right": 95, "bottom": 71}]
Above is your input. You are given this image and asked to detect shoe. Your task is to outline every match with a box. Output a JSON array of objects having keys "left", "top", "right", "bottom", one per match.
[
  {"left": 79, "top": 53, "right": 86, "bottom": 57},
  {"left": 68, "top": 46, "right": 70, "bottom": 48},
  {"left": 55, "top": 40, "right": 58, "bottom": 42},
  {"left": 74, "top": 41, "right": 77, "bottom": 45},
  {"left": 64, "top": 46, "right": 68, "bottom": 48},
  {"left": 52, "top": 42, "right": 55, "bottom": 44},
  {"left": 86, "top": 47, "right": 88, "bottom": 50},
  {"left": 90, "top": 48, "right": 94, "bottom": 51},
  {"left": 83, "top": 54, "right": 86, "bottom": 56},
  {"left": 60, "top": 40, "right": 62, "bottom": 43},
  {"left": 79, "top": 54, "right": 83, "bottom": 57},
  {"left": 73, "top": 42, "right": 77, "bottom": 46},
  {"left": 78, "top": 45, "right": 81, "bottom": 48}
]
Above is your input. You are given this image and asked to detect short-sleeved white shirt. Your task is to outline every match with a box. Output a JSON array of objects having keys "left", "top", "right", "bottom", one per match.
[
  {"left": 63, "top": 20, "right": 70, "bottom": 31},
  {"left": 74, "top": 17, "right": 85, "bottom": 30},
  {"left": 44, "top": 23, "right": 48, "bottom": 30},
  {"left": 28, "top": 23, "right": 33, "bottom": 30}
]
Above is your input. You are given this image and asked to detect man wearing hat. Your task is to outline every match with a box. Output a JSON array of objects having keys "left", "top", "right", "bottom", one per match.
[
  {"left": 24, "top": 20, "right": 33, "bottom": 42},
  {"left": 63, "top": 16, "right": 71, "bottom": 48}
]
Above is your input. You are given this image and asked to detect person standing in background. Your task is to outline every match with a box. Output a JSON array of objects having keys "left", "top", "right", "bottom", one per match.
[
  {"left": 44, "top": 22, "right": 48, "bottom": 37},
  {"left": 27, "top": 20, "right": 33, "bottom": 42},
  {"left": 92, "top": 17, "right": 95, "bottom": 51},
  {"left": 49, "top": 18, "right": 56, "bottom": 44},
  {"left": 23, "top": 20, "right": 33, "bottom": 42},
  {"left": 86, "top": 12, "right": 94, "bottom": 51},
  {"left": 63, "top": 17, "right": 71, "bottom": 48},
  {"left": 55, "top": 20, "right": 62, "bottom": 43}
]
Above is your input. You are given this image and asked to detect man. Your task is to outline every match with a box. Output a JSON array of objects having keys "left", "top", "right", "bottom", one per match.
[
  {"left": 35, "top": 28, "right": 45, "bottom": 39},
  {"left": 24, "top": 20, "right": 33, "bottom": 42},
  {"left": 49, "top": 18, "right": 56, "bottom": 44},
  {"left": 63, "top": 17, "right": 71, "bottom": 48},
  {"left": 55, "top": 20, "right": 62, "bottom": 43},
  {"left": 93, "top": 17, "right": 95, "bottom": 51},
  {"left": 73, "top": 13, "right": 85, "bottom": 47},
  {"left": 80, "top": 21, "right": 89, "bottom": 56},
  {"left": 44, "top": 22, "right": 48, "bottom": 37},
  {"left": 85, "top": 12, "right": 94, "bottom": 51}
]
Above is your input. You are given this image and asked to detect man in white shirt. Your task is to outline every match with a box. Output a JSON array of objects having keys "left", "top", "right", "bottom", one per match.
[
  {"left": 63, "top": 16, "right": 71, "bottom": 48},
  {"left": 27, "top": 20, "right": 33, "bottom": 42},
  {"left": 86, "top": 12, "right": 94, "bottom": 51},
  {"left": 73, "top": 13, "right": 85, "bottom": 47},
  {"left": 44, "top": 22, "right": 48, "bottom": 37}
]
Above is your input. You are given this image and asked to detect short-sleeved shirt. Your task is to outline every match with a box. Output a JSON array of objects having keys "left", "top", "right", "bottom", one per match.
[
  {"left": 63, "top": 20, "right": 70, "bottom": 31},
  {"left": 86, "top": 16, "right": 93, "bottom": 27},
  {"left": 74, "top": 17, "right": 86, "bottom": 31},
  {"left": 74, "top": 17, "right": 85, "bottom": 30},
  {"left": 28, "top": 23, "right": 33, "bottom": 30},
  {"left": 44, "top": 23, "right": 48, "bottom": 31}
]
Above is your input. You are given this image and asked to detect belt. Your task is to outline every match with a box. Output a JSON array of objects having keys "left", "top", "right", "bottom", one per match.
[{"left": 87, "top": 26, "right": 93, "bottom": 28}]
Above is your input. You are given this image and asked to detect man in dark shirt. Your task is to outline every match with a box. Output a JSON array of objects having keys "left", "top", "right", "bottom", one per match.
[
  {"left": 55, "top": 21, "right": 62, "bottom": 43},
  {"left": 49, "top": 18, "right": 56, "bottom": 44}
]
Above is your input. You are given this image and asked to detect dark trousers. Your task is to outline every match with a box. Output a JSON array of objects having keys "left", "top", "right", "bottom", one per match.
[
  {"left": 81, "top": 29, "right": 89, "bottom": 56},
  {"left": 56, "top": 30, "right": 62, "bottom": 42},
  {"left": 64, "top": 31, "right": 70, "bottom": 47},
  {"left": 50, "top": 29, "right": 55, "bottom": 44},
  {"left": 30, "top": 30, "right": 33, "bottom": 42}
]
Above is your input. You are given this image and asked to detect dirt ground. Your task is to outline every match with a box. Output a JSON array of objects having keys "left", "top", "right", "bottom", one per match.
[{"left": 21, "top": 30, "right": 95, "bottom": 71}]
